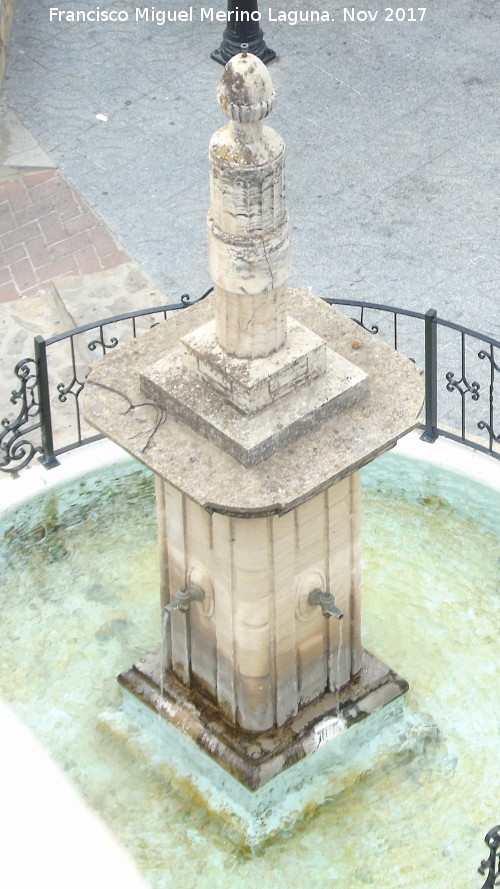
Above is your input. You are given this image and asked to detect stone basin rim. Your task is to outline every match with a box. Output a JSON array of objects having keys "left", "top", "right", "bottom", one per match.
[{"left": 2, "top": 431, "right": 499, "bottom": 522}]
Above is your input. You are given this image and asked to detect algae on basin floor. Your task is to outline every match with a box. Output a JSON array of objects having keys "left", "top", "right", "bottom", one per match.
[{"left": 0, "top": 454, "right": 498, "bottom": 888}]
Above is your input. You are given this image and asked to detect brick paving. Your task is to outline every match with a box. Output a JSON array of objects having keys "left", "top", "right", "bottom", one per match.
[{"left": 0, "top": 168, "right": 131, "bottom": 302}]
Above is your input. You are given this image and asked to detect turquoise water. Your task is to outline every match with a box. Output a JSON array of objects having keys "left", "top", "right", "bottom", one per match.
[{"left": 0, "top": 453, "right": 499, "bottom": 887}]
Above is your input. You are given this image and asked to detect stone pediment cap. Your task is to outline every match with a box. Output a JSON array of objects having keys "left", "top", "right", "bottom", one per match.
[{"left": 217, "top": 52, "right": 275, "bottom": 122}]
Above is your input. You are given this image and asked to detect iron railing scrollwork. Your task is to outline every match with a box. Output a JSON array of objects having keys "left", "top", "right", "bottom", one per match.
[
  {"left": 181, "top": 288, "right": 213, "bottom": 305},
  {"left": 325, "top": 298, "right": 499, "bottom": 459},
  {"left": 87, "top": 327, "right": 119, "bottom": 356},
  {"left": 479, "top": 826, "right": 500, "bottom": 888},
  {"left": 1, "top": 292, "right": 499, "bottom": 473},
  {"left": 0, "top": 356, "right": 43, "bottom": 473},
  {"left": 477, "top": 347, "right": 500, "bottom": 447}
]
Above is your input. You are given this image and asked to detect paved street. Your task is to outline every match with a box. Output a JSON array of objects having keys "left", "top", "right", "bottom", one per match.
[
  {"left": 0, "top": 168, "right": 130, "bottom": 302},
  {"left": 3, "top": 0, "right": 498, "bottom": 332}
]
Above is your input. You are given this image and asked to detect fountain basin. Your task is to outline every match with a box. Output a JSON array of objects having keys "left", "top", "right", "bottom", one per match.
[{"left": 0, "top": 433, "right": 498, "bottom": 885}]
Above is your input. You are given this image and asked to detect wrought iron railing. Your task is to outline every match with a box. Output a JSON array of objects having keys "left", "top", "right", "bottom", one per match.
[
  {"left": 1, "top": 292, "right": 499, "bottom": 474},
  {"left": 479, "top": 826, "right": 500, "bottom": 888},
  {"left": 325, "top": 298, "right": 500, "bottom": 457}
]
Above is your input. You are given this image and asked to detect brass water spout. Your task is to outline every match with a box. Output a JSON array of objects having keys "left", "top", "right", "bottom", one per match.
[
  {"left": 165, "top": 585, "right": 205, "bottom": 615},
  {"left": 308, "top": 589, "right": 344, "bottom": 620}
]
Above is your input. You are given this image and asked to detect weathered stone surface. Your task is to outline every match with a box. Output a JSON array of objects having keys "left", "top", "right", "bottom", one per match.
[
  {"left": 0, "top": 0, "right": 16, "bottom": 96},
  {"left": 213, "top": 284, "right": 288, "bottom": 359},
  {"left": 180, "top": 316, "right": 328, "bottom": 413},
  {"left": 209, "top": 52, "right": 289, "bottom": 358},
  {"left": 140, "top": 332, "right": 368, "bottom": 466},
  {"left": 208, "top": 219, "right": 289, "bottom": 296},
  {"left": 216, "top": 51, "right": 275, "bottom": 124},
  {"left": 83, "top": 53, "right": 423, "bottom": 754},
  {"left": 154, "top": 472, "right": 361, "bottom": 731},
  {"left": 83, "top": 287, "right": 424, "bottom": 516}
]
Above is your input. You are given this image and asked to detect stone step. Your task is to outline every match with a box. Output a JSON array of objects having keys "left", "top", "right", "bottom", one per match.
[
  {"left": 0, "top": 286, "right": 73, "bottom": 399},
  {"left": 0, "top": 105, "right": 57, "bottom": 171},
  {"left": 0, "top": 262, "right": 164, "bottom": 408},
  {"left": 51, "top": 261, "right": 166, "bottom": 332},
  {"left": 0, "top": 262, "right": 168, "bottom": 469}
]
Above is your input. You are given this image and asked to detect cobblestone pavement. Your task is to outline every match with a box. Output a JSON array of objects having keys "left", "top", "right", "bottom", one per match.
[{"left": 3, "top": 0, "right": 498, "bottom": 333}]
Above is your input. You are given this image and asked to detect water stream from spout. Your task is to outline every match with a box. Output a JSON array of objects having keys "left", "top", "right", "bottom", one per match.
[
  {"left": 336, "top": 616, "right": 344, "bottom": 717},
  {"left": 159, "top": 609, "right": 171, "bottom": 715},
  {"left": 327, "top": 612, "right": 344, "bottom": 715}
]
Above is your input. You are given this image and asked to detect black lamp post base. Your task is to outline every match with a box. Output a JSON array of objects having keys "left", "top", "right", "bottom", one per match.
[{"left": 211, "top": 32, "right": 276, "bottom": 65}]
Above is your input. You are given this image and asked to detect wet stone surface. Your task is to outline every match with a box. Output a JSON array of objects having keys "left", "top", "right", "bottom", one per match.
[{"left": 119, "top": 648, "right": 408, "bottom": 790}]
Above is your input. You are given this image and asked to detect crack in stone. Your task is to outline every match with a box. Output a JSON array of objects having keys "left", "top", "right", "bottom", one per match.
[{"left": 86, "top": 378, "right": 167, "bottom": 452}]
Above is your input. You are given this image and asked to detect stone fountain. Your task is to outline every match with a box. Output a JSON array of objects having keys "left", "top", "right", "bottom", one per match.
[{"left": 83, "top": 53, "right": 424, "bottom": 841}]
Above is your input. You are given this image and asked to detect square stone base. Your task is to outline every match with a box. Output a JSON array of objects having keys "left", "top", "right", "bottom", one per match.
[
  {"left": 118, "top": 649, "right": 408, "bottom": 791},
  {"left": 108, "top": 653, "right": 436, "bottom": 849},
  {"left": 84, "top": 288, "right": 424, "bottom": 514},
  {"left": 140, "top": 338, "right": 369, "bottom": 466},
  {"left": 181, "top": 317, "right": 328, "bottom": 414}
]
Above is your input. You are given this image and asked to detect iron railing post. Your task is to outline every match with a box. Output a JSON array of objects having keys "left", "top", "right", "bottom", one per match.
[
  {"left": 421, "top": 309, "right": 439, "bottom": 443},
  {"left": 34, "top": 335, "right": 59, "bottom": 469}
]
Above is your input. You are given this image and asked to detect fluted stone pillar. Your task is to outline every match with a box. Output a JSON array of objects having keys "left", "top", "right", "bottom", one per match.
[
  {"left": 154, "top": 470, "right": 361, "bottom": 732},
  {"left": 208, "top": 53, "right": 289, "bottom": 358}
]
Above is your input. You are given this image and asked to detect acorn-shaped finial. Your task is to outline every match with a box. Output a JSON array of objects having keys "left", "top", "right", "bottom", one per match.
[{"left": 216, "top": 52, "right": 275, "bottom": 123}]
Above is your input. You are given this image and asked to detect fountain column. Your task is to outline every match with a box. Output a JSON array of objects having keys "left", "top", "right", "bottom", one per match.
[
  {"left": 83, "top": 54, "right": 424, "bottom": 792},
  {"left": 142, "top": 53, "right": 370, "bottom": 734}
]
